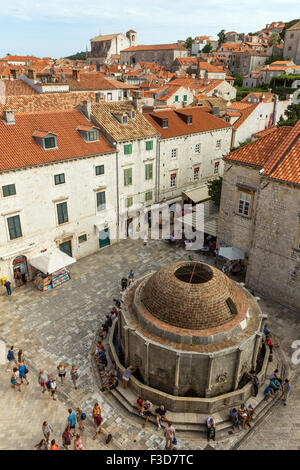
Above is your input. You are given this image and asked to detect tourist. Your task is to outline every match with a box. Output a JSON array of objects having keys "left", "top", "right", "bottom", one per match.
[
  {"left": 128, "top": 269, "right": 135, "bottom": 285},
  {"left": 269, "top": 378, "right": 281, "bottom": 394},
  {"left": 74, "top": 434, "right": 84, "bottom": 450},
  {"left": 4, "top": 279, "right": 12, "bottom": 296},
  {"left": 34, "top": 439, "right": 48, "bottom": 450},
  {"left": 270, "top": 369, "right": 280, "bottom": 380},
  {"left": 101, "top": 375, "right": 118, "bottom": 393},
  {"left": 49, "top": 376, "right": 57, "bottom": 400},
  {"left": 155, "top": 405, "right": 168, "bottom": 430},
  {"left": 263, "top": 385, "right": 274, "bottom": 400},
  {"left": 57, "top": 362, "right": 67, "bottom": 385},
  {"left": 247, "top": 370, "right": 259, "bottom": 397},
  {"left": 67, "top": 409, "right": 77, "bottom": 437},
  {"left": 142, "top": 400, "right": 152, "bottom": 428},
  {"left": 7, "top": 346, "right": 17, "bottom": 371},
  {"left": 62, "top": 427, "right": 72, "bottom": 450},
  {"left": 70, "top": 365, "right": 78, "bottom": 390},
  {"left": 38, "top": 369, "right": 49, "bottom": 393},
  {"left": 245, "top": 402, "right": 254, "bottom": 421},
  {"left": 121, "top": 276, "right": 128, "bottom": 291},
  {"left": 266, "top": 335, "right": 273, "bottom": 355},
  {"left": 14, "top": 269, "right": 22, "bottom": 287},
  {"left": 92, "top": 403, "right": 103, "bottom": 440},
  {"left": 206, "top": 417, "right": 216, "bottom": 441},
  {"left": 106, "top": 314, "right": 113, "bottom": 328},
  {"left": 137, "top": 397, "right": 144, "bottom": 414},
  {"left": 164, "top": 422, "right": 176, "bottom": 450},
  {"left": 282, "top": 379, "right": 291, "bottom": 406},
  {"left": 238, "top": 404, "right": 250, "bottom": 429},
  {"left": 17, "top": 348, "right": 24, "bottom": 364},
  {"left": 42, "top": 422, "right": 53, "bottom": 444},
  {"left": 113, "top": 298, "right": 121, "bottom": 308},
  {"left": 230, "top": 408, "right": 241, "bottom": 432},
  {"left": 18, "top": 361, "right": 29, "bottom": 385},
  {"left": 99, "top": 325, "right": 109, "bottom": 340},
  {"left": 11, "top": 367, "right": 22, "bottom": 392},
  {"left": 263, "top": 324, "right": 269, "bottom": 336},
  {"left": 50, "top": 439, "right": 60, "bottom": 450},
  {"left": 76, "top": 408, "right": 85, "bottom": 431},
  {"left": 122, "top": 365, "right": 136, "bottom": 389}
]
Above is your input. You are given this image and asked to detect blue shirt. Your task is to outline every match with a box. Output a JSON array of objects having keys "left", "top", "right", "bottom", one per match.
[
  {"left": 19, "top": 364, "right": 26, "bottom": 377},
  {"left": 68, "top": 413, "right": 76, "bottom": 427}
]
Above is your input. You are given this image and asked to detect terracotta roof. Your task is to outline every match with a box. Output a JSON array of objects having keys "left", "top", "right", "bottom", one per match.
[
  {"left": 0, "top": 79, "right": 38, "bottom": 96},
  {"left": 121, "top": 43, "right": 187, "bottom": 52},
  {"left": 169, "top": 78, "right": 223, "bottom": 94},
  {"left": 145, "top": 106, "right": 231, "bottom": 139},
  {"left": 225, "top": 126, "right": 292, "bottom": 167},
  {"left": 154, "top": 84, "right": 183, "bottom": 101},
  {"left": 253, "top": 127, "right": 278, "bottom": 138},
  {"left": 227, "top": 102, "right": 253, "bottom": 110},
  {"left": 241, "top": 92, "right": 274, "bottom": 103},
  {"left": 91, "top": 101, "right": 159, "bottom": 142},
  {"left": 175, "top": 57, "right": 198, "bottom": 65},
  {"left": 231, "top": 104, "right": 258, "bottom": 130},
  {"left": 198, "top": 62, "right": 225, "bottom": 73},
  {"left": 0, "top": 109, "right": 114, "bottom": 172},
  {"left": 91, "top": 33, "right": 120, "bottom": 42},
  {"left": 63, "top": 73, "right": 133, "bottom": 91}
]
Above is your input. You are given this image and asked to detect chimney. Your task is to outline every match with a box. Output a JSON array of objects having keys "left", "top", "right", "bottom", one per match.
[
  {"left": 3, "top": 110, "right": 16, "bottom": 125},
  {"left": 72, "top": 69, "right": 80, "bottom": 81},
  {"left": 28, "top": 69, "right": 37, "bottom": 80},
  {"left": 82, "top": 100, "right": 92, "bottom": 120},
  {"left": 212, "top": 106, "right": 220, "bottom": 117},
  {"left": 132, "top": 90, "right": 143, "bottom": 112}
]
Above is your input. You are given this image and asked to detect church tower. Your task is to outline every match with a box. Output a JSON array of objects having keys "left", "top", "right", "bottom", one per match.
[{"left": 126, "top": 30, "right": 137, "bottom": 47}]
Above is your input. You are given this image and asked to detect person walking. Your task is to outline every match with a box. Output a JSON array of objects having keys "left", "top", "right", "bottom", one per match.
[
  {"left": 62, "top": 427, "right": 72, "bottom": 450},
  {"left": 57, "top": 362, "right": 67, "bottom": 385},
  {"left": 70, "top": 365, "right": 78, "bottom": 390},
  {"left": 92, "top": 403, "right": 103, "bottom": 440},
  {"left": 11, "top": 367, "right": 22, "bottom": 392},
  {"left": 76, "top": 408, "right": 85, "bottom": 431},
  {"left": 128, "top": 269, "right": 135, "bottom": 285},
  {"left": 164, "top": 422, "right": 176, "bottom": 450},
  {"left": 34, "top": 439, "right": 48, "bottom": 450},
  {"left": 122, "top": 365, "right": 136, "bottom": 389},
  {"left": 121, "top": 276, "right": 128, "bottom": 291},
  {"left": 238, "top": 404, "right": 251, "bottom": 429},
  {"left": 49, "top": 376, "right": 57, "bottom": 400},
  {"left": 4, "top": 279, "right": 12, "bottom": 296},
  {"left": 7, "top": 346, "right": 17, "bottom": 371},
  {"left": 282, "top": 379, "right": 291, "bottom": 406},
  {"left": 50, "top": 439, "right": 60, "bottom": 450},
  {"left": 74, "top": 434, "right": 84, "bottom": 450},
  {"left": 38, "top": 369, "right": 49, "bottom": 393},
  {"left": 67, "top": 409, "right": 77, "bottom": 437},
  {"left": 18, "top": 361, "right": 29, "bottom": 385},
  {"left": 17, "top": 348, "right": 24, "bottom": 364},
  {"left": 42, "top": 422, "right": 53, "bottom": 445}
]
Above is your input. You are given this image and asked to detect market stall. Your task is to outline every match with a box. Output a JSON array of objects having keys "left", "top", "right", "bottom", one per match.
[{"left": 29, "top": 249, "right": 76, "bottom": 291}]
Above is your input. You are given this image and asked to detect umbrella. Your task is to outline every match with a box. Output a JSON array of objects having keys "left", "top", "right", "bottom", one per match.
[
  {"left": 29, "top": 249, "right": 76, "bottom": 274},
  {"left": 218, "top": 246, "right": 244, "bottom": 261}
]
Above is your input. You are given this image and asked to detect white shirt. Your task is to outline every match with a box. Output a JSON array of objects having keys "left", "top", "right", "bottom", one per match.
[{"left": 207, "top": 417, "right": 215, "bottom": 427}]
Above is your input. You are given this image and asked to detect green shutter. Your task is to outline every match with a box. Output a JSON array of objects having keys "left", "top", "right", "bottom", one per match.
[
  {"left": 126, "top": 197, "right": 133, "bottom": 208},
  {"left": 7, "top": 215, "right": 22, "bottom": 240},
  {"left": 2, "top": 184, "right": 16, "bottom": 197},
  {"left": 145, "top": 191, "right": 152, "bottom": 201},
  {"left": 146, "top": 140, "right": 153, "bottom": 151},
  {"left": 124, "top": 144, "right": 132, "bottom": 155},
  {"left": 124, "top": 168, "right": 132, "bottom": 186},
  {"left": 175, "top": 95, "right": 179, "bottom": 102},
  {"left": 97, "top": 191, "right": 106, "bottom": 211},
  {"left": 145, "top": 163, "right": 153, "bottom": 180},
  {"left": 183, "top": 95, "right": 187, "bottom": 101},
  {"left": 57, "top": 202, "right": 68, "bottom": 224}
]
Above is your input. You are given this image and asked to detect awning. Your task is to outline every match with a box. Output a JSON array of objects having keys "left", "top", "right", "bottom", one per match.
[
  {"left": 218, "top": 246, "right": 245, "bottom": 261},
  {"left": 29, "top": 249, "right": 76, "bottom": 274},
  {"left": 183, "top": 185, "right": 210, "bottom": 203}
]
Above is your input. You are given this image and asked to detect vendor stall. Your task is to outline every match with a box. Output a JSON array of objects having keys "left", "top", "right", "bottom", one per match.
[{"left": 29, "top": 249, "right": 76, "bottom": 291}]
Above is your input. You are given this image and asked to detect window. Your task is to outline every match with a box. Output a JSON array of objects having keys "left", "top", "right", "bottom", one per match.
[
  {"left": 237, "top": 190, "right": 251, "bottom": 216},
  {"left": 54, "top": 173, "right": 65, "bottom": 185},
  {"left": 183, "top": 95, "right": 187, "bottom": 102},
  {"left": 124, "top": 168, "right": 132, "bottom": 186},
  {"left": 44, "top": 136, "right": 57, "bottom": 149},
  {"left": 170, "top": 173, "right": 176, "bottom": 188},
  {"left": 162, "top": 119, "right": 168, "bottom": 128},
  {"left": 2, "top": 184, "right": 16, "bottom": 197},
  {"left": 124, "top": 144, "right": 132, "bottom": 155},
  {"left": 122, "top": 115, "right": 128, "bottom": 124},
  {"left": 7, "top": 215, "right": 22, "bottom": 240},
  {"left": 57, "top": 201, "right": 68, "bottom": 225},
  {"left": 195, "top": 144, "right": 201, "bottom": 153},
  {"left": 96, "top": 191, "right": 106, "bottom": 211},
  {"left": 95, "top": 165, "right": 104, "bottom": 176},
  {"left": 145, "top": 163, "right": 153, "bottom": 180},
  {"left": 214, "top": 161, "right": 220, "bottom": 174},
  {"left": 216, "top": 140, "right": 221, "bottom": 149},
  {"left": 78, "top": 234, "right": 87, "bottom": 244},
  {"left": 126, "top": 197, "right": 133, "bottom": 208},
  {"left": 194, "top": 167, "right": 199, "bottom": 180},
  {"left": 175, "top": 95, "right": 179, "bottom": 102},
  {"left": 107, "top": 92, "right": 112, "bottom": 101},
  {"left": 146, "top": 140, "right": 153, "bottom": 151},
  {"left": 291, "top": 34, "right": 294, "bottom": 39},
  {"left": 145, "top": 191, "right": 153, "bottom": 202},
  {"left": 88, "top": 130, "right": 99, "bottom": 142},
  {"left": 171, "top": 148, "right": 177, "bottom": 158}
]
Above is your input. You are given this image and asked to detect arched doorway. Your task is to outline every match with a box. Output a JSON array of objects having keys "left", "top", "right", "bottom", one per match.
[{"left": 13, "top": 255, "right": 29, "bottom": 286}]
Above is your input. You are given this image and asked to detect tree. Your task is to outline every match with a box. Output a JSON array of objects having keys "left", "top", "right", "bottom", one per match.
[
  {"left": 207, "top": 177, "right": 223, "bottom": 208},
  {"left": 265, "top": 54, "right": 284, "bottom": 65},
  {"left": 268, "top": 32, "right": 280, "bottom": 46},
  {"left": 185, "top": 37, "right": 193, "bottom": 50},
  {"left": 217, "top": 29, "right": 226, "bottom": 47},
  {"left": 277, "top": 103, "right": 300, "bottom": 127},
  {"left": 202, "top": 43, "right": 213, "bottom": 54},
  {"left": 65, "top": 51, "right": 86, "bottom": 60},
  {"left": 234, "top": 73, "right": 243, "bottom": 87}
]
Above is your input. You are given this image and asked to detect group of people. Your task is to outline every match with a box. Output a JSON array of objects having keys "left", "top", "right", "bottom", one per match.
[
  {"left": 7, "top": 346, "right": 29, "bottom": 391},
  {"left": 137, "top": 398, "right": 176, "bottom": 449},
  {"left": 38, "top": 364, "right": 79, "bottom": 400},
  {"left": 121, "top": 270, "right": 135, "bottom": 291},
  {"left": 263, "top": 368, "right": 291, "bottom": 404}
]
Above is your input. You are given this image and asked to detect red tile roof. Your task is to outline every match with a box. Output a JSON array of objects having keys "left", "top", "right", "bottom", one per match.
[
  {"left": 63, "top": 73, "right": 134, "bottom": 91},
  {"left": 1, "top": 79, "right": 39, "bottom": 96},
  {"left": 0, "top": 109, "right": 114, "bottom": 171},
  {"left": 145, "top": 106, "right": 231, "bottom": 139}
]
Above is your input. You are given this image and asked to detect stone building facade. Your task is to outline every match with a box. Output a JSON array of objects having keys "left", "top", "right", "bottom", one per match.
[
  {"left": 120, "top": 44, "right": 188, "bottom": 68},
  {"left": 283, "top": 20, "right": 300, "bottom": 65},
  {"left": 87, "top": 30, "right": 137, "bottom": 66}
]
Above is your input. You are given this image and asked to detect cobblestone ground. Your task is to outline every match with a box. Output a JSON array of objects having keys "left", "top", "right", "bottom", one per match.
[{"left": 0, "top": 238, "right": 299, "bottom": 450}]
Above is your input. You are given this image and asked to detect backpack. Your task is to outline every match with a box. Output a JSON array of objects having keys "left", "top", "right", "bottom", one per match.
[
  {"left": 81, "top": 413, "right": 86, "bottom": 420},
  {"left": 7, "top": 350, "right": 13, "bottom": 360}
]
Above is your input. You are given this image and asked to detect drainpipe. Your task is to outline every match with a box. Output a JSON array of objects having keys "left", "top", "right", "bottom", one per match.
[
  {"left": 116, "top": 148, "right": 120, "bottom": 241},
  {"left": 156, "top": 137, "right": 161, "bottom": 203}
]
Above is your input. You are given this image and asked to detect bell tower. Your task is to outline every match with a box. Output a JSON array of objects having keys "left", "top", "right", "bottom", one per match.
[{"left": 126, "top": 30, "right": 137, "bottom": 47}]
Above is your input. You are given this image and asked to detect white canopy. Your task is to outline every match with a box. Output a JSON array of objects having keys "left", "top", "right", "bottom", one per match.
[
  {"left": 218, "top": 246, "right": 245, "bottom": 261},
  {"left": 29, "top": 249, "right": 76, "bottom": 274}
]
